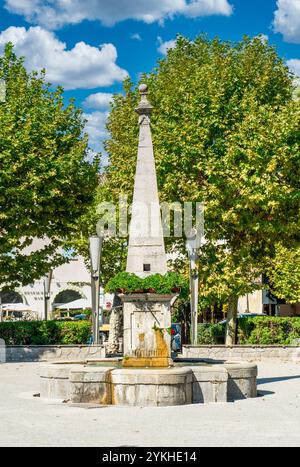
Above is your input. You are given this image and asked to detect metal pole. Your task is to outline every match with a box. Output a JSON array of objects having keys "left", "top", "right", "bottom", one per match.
[
  {"left": 43, "top": 283, "right": 48, "bottom": 321},
  {"left": 44, "top": 282, "right": 47, "bottom": 320},
  {"left": 43, "top": 271, "right": 52, "bottom": 321},
  {"left": 0, "top": 294, "right": 3, "bottom": 323},
  {"left": 186, "top": 228, "right": 200, "bottom": 346},
  {"left": 44, "top": 297, "right": 49, "bottom": 321},
  {"left": 91, "top": 274, "right": 96, "bottom": 343},
  {"left": 95, "top": 277, "right": 100, "bottom": 345},
  {"left": 99, "top": 288, "right": 105, "bottom": 328},
  {"left": 188, "top": 249, "right": 199, "bottom": 346},
  {"left": 89, "top": 235, "right": 103, "bottom": 345},
  {"left": 91, "top": 275, "right": 100, "bottom": 344}
]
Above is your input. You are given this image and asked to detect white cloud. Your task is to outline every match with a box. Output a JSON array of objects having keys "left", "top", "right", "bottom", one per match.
[
  {"left": 131, "top": 33, "right": 142, "bottom": 41},
  {"left": 0, "top": 26, "right": 128, "bottom": 90},
  {"left": 273, "top": 0, "right": 300, "bottom": 43},
  {"left": 84, "top": 92, "right": 113, "bottom": 109},
  {"left": 287, "top": 59, "right": 300, "bottom": 77},
  {"left": 157, "top": 37, "right": 177, "bottom": 55},
  {"left": 183, "top": 0, "right": 233, "bottom": 17},
  {"left": 83, "top": 111, "right": 109, "bottom": 154},
  {"left": 4, "top": 0, "right": 233, "bottom": 29}
]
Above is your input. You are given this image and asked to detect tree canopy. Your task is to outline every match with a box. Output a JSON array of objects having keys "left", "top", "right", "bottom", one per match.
[
  {"left": 268, "top": 245, "right": 300, "bottom": 304},
  {"left": 0, "top": 44, "right": 99, "bottom": 288},
  {"left": 92, "top": 35, "right": 299, "bottom": 304}
]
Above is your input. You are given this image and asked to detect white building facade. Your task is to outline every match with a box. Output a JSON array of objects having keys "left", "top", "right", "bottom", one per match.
[{"left": 14, "top": 255, "right": 92, "bottom": 319}]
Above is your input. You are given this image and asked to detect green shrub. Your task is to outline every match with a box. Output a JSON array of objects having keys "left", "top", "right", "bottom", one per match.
[
  {"left": 143, "top": 273, "right": 188, "bottom": 295},
  {"left": 197, "top": 323, "right": 225, "bottom": 345},
  {"left": 106, "top": 272, "right": 188, "bottom": 295},
  {"left": 0, "top": 321, "right": 92, "bottom": 345},
  {"left": 197, "top": 317, "right": 300, "bottom": 345},
  {"left": 238, "top": 317, "right": 300, "bottom": 345},
  {"left": 105, "top": 272, "right": 143, "bottom": 294}
]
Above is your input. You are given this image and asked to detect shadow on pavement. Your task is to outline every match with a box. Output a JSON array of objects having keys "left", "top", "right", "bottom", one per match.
[
  {"left": 257, "top": 390, "right": 275, "bottom": 397},
  {"left": 258, "top": 375, "right": 300, "bottom": 385}
]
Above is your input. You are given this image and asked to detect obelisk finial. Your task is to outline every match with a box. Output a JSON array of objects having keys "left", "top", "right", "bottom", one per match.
[
  {"left": 135, "top": 83, "right": 153, "bottom": 116},
  {"left": 139, "top": 83, "right": 148, "bottom": 95}
]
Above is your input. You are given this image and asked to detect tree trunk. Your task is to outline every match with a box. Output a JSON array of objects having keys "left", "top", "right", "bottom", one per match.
[
  {"left": 106, "top": 294, "right": 123, "bottom": 355},
  {"left": 225, "top": 295, "right": 239, "bottom": 346}
]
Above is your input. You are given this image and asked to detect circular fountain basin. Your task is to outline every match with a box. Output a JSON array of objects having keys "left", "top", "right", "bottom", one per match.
[{"left": 39, "top": 359, "right": 257, "bottom": 406}]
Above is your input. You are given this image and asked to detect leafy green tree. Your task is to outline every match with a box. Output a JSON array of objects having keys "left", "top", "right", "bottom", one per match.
[
  {"left": 0, "top": 44, "right": 99, "bottom": 288},
  {"left": 268, "top": 245, "right": 300, "bottom": 304},
  {"left": 81, "top": 35, "right": 300, "bottom": 344},
  {"left": 66, "top": 189, "right": 128, "bottom": 286}
]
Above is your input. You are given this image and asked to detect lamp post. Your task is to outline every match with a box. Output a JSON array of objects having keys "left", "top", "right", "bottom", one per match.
[
  {"left": 89, "top": 235, "right": 103, "bottom": 345},
  {"left": 186, "top": 229, "right": 199, "bottom": 346},
  {"left": 43, "top": 270, "right": 52, "bottom": 321},
  {"left": 0, "top": 294, "right": 3, "bottom": 323}
]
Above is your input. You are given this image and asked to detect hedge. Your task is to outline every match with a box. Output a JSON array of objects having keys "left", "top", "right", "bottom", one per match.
[
  {"left": 0, "top": 321, "right": 92, "bottom": 345},
  {"left": 197, "top": 323, "right": 225, "bottom": 345},
  {"left": 238, "top": 317, "right": 300, "bottom": 345},
  {"left": 197, "top": 317, "right": 300, "bottom": 345},
  {"left": 2, "top": 317, "right": 299, "bottom": 346}
]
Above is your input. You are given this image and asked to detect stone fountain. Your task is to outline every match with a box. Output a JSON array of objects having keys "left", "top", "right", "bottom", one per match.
[
  {"left": 39, "top": 85, "right": 258, "bottom": 407},
  {"left": 122, "top": 83, "right": 173, "bottom": 369}
]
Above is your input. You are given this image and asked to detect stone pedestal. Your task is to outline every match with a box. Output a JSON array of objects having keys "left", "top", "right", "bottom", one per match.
[
  {"left": 111, "top": 368, "right": 193, "bottom": 406},
  {"left": 225, "top": 362, "right": 258, "bottom": 400},
  {"left": 40, "top": 363, "right": 82, "bottom": 400},
  {"left": 191, "top": 365, "right": 228, "bottom": 403},
  {"left": 70, "top": 367, "right": 115, "bottom": 404},
  {"left": 121, "top": 294, "right": 174, "bottom": 368}
]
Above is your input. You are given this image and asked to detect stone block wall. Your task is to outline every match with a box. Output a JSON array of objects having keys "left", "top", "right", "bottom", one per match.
[
  {"left": 3, "top": 345, "right": 106, "bottom": 362},
  {"left": 182, "top": 345, "right": 300, "bottom": 362}
]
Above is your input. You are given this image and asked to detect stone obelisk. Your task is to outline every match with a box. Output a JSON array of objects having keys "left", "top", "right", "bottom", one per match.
[
  {"left": 122, "top": 85, "right": 173, "bottom": 368},
  {"left": 126, "top": 84, "right": 167, "bottom": 278}
]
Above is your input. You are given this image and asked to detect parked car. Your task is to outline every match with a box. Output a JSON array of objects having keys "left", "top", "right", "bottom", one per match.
[
  {"left": 73, "top": 314, "right": 87, "bottom": 321},
  {"left": 171, "top": 323, "right": 182, "bottom": 352}
]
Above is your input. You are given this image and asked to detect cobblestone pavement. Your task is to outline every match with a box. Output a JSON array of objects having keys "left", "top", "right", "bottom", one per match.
[{"left": 0, "top": 362, "right": 300, "bottom": 447}]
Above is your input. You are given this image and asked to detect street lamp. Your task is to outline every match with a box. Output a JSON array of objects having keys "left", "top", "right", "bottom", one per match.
[
  {"left": 186, "top": 228, "right": 199, "bottom": 346},
  {"left": 43, "top": 270, "right": 52, "bottom": 321},
  {"left": 89, "top": 235, "right": 103, "bottom": 345},
  {"left": 0, "top": 293, "right": 3, "bottom": 323}
]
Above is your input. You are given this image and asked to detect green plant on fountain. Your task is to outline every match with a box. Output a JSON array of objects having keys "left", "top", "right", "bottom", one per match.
[
  {"left": 106, "top": 271, "right": 188, "bottom": 295},
  {"left": 152, "top": 322, "right": 172, "bottom": 336}
]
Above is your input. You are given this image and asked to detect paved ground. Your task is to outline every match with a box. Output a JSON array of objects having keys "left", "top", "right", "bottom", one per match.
[{"left": 0, "top": 362, "right": 300, "bottom": 447}]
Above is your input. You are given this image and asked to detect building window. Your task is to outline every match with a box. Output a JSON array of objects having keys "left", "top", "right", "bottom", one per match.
[
  {"left": 53, "top": 290, "right": 83, "bottom": 308},
  {"left": 0, "top": 291, "right": 23, "bottom": 304},
  {"left": 143, "top": 264, "right": 151, "bottom": 272}
]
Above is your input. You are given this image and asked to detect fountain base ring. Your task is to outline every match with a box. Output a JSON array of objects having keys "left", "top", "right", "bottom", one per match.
[{"left": 40, "top": 360, "right": 257, "bottom": 406}]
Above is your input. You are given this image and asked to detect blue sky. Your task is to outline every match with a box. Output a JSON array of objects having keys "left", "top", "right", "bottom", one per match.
[{"left": 0, "top": 0, "right": 299, "bottom": 155}]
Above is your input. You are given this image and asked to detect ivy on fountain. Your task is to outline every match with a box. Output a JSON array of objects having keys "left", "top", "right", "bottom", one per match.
[
  {"left": 152, "top": 322, "right": 172, "bottom": 336},
  {"left": 106, "top": 272, "right": 188, "bottom": 295}
]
